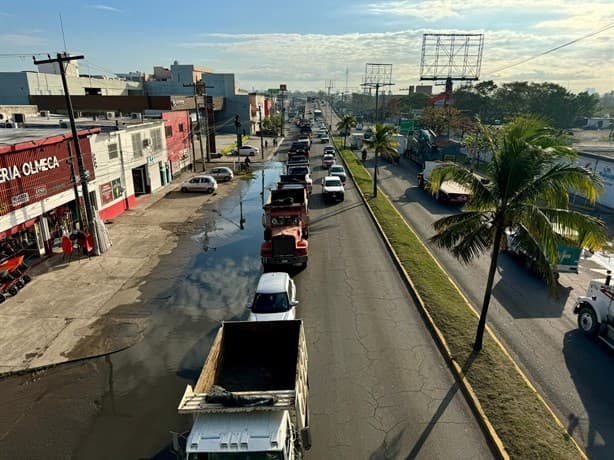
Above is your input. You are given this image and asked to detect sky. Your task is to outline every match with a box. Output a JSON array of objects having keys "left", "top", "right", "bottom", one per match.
[{"left": 1, "top": 0, "right": 613, "bottom": 95}]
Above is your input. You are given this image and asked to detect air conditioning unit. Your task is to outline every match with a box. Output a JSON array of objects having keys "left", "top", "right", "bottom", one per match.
[
  {"left": 131, "top": 112, "right": 142, "bottom": 120},
  {"left": 106, "top": 112, "right": 115, "bottom": 120}
]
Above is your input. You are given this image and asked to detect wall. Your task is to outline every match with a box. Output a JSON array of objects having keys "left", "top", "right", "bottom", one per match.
[
  {"left": 0, "top": 73, "right": 30, "bottom": 105},
  {"left": 214, "top": 94, "right": 251, "bottom": 134},
  {"left": 162, "top": 111, "right": 192, "bottom": 176},
  {"left": 205, "top": 73, "right": 236, "bottom": 98}
]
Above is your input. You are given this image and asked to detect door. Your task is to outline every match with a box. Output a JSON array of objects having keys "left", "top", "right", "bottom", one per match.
[{"left": 132, "top": 167, "right": 146, "bottom": 195}]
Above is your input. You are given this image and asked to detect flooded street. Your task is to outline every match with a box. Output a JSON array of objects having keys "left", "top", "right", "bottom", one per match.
[{"left": 0, "top": 162, "right": 284, "bottom": 460}]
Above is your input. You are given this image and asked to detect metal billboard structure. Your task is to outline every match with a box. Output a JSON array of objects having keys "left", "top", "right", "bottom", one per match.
[
  {"left": 419, "top": 33, "right": 484, "bottom": 107},
  {"left": 420, "top": 33, "right": 484, "bottom": 81}
]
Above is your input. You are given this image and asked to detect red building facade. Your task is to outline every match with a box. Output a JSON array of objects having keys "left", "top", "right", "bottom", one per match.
[{"left": 162, "top": 111, "right": 192, "bottom": 176}]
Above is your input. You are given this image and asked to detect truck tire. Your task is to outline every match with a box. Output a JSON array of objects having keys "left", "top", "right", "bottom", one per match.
[{"left": 577, "top": 306, "right": 598, "bottom": 336}]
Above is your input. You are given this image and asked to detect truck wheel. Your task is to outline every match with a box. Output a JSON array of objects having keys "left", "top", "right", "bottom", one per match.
[{"left": 577, "top": 306, "right": 598, "bottom": 336}]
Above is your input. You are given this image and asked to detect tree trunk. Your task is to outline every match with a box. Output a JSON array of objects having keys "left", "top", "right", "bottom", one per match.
[
  {"left": 373, "top": 150, "right": 379, "bottom": 198},
  {"left": 474, "top": 224, "right": 504, "bottom": 351},
  {"left": 343, "top": 133, "right": 347, "bottom": 150}
]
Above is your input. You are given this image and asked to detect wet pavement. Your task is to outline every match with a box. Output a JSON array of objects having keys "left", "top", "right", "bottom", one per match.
[{"left": 0, "top": 161, "right": 286, "bottom": 459}]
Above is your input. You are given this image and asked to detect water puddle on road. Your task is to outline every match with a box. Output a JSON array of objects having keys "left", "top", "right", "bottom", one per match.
[{"left": 0, "top": 162, "right": 286, "bottom": 460}]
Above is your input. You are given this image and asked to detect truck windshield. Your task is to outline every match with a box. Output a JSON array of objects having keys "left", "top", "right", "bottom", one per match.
[
  {"left": 252, "top": 292, "right": 290, "bottom": 313},
  {"left": 190, "top": 453, "right": 283, "bottom": 460}
]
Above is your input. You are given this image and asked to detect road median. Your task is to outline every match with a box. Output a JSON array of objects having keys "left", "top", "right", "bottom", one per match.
[{"left": 338, "top": 145, "right": 585, "bottom": 459}]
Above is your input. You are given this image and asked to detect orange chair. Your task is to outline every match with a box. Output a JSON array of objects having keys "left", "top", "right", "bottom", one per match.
[{"left": 61, "top": 236, "right": 73, "bottom": 262}]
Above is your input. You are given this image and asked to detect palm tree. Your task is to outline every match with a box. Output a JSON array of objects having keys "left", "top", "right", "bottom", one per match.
[
  {"left": 361, "top": 123, "right": 399, "bottom": 197},
  {"left": 429, "top": 115, "right": 607, "bottom": 351},
  {"left": 336, "top": 115, "right": 357, "bottom": 149}
]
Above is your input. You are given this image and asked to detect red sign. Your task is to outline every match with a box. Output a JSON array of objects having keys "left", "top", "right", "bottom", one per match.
[
  {"left": 0, "top": 136, "right": 95, "bottom": 216},
  {"left": 280, "top": 84, "right": 287, "bottom": 91}
]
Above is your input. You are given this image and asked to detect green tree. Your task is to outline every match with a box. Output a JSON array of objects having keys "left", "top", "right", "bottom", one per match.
[
  {"left": 429, "top": 115, "right": 607, "bottom": 351},
  {"left": 361, "top": 123, "right": 398, "bottom": 197},
  {"left": 336, "top": 115, "right": 357, "bottom": 149},
  {"left": 419, "top": 106, "right": 463, "bottom": 136}
]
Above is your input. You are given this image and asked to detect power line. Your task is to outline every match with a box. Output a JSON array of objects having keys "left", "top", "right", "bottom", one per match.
[{"left": 486, "top": 22, "right": 614, "bottom": 76}]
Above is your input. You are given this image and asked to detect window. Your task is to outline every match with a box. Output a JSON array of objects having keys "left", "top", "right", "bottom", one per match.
[
  {"left": 151, "top": 129, "right": 163, "bottom": 150},
  {"left": 108, "top": 143, "right": 119, "bottom": 160},
  {"left": 178, "top": 123, "right": 184, "bottom": 133},
  {"left": 165, "top": 126, "right": 173, "bottom": 138},
  {"left": 132, "top": 133, "right": 143, "bottom": 157}
]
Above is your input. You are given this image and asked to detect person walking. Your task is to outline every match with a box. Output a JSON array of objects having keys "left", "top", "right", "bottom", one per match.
[{"left": 265, "top": 140, "right": 269, "bottom": 149}]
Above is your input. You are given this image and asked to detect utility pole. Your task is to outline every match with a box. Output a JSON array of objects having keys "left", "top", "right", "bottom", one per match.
[
  {"left": 362, "top": 63, "right": 394, "bottom": 198},
  {"left": 34, "top": 53, "right": 95, "bottom": 238},
  {"left": 258, "top": 105, "right": 264, "bottom": 159},
  {"left": 66, "top": 143, "right": 82, "bottom": 229},
  {"left": 325, "top": 80, "right": 335, "bottom": 133},
  {"left": 234, "top": 115, "right": 242, "bottom": 158},
  {"left": 184, "top": 81, "right": 213, "bottom": 169}
]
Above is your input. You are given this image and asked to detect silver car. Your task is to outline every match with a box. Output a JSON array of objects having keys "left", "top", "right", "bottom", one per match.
[
  {"left": 207, "top": 166, "right": 234, "bottom": 182},
  {"left": 329, "top": 165, "right": 347, "bottom": 183},
  {"left": 180, "top": 175, "right": 218, "bottom": 193}
]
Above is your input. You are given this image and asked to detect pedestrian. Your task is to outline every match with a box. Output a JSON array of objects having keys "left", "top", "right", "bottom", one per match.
[{"left": 265, "top": 140, "right": 269, "bottom": 149}]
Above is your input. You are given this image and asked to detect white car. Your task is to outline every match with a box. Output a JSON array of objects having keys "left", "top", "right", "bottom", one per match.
[
  {"left": 234, "top": 145, "right": 259, "bottom": 156},
  {"left": 207, "top": 166, "right": 233, "bottom": 182},
  {"left": 322, "top": 175, "right": 345, "bottom": 203},
  {"left": 329, "top": 165, "right": 347, "bottom": 183},
  {"left": 180, "top": 175, "right": 218, "bottom": 193},
  {"left": 248, "top": 272, "right": 298, "bottom": 321}
]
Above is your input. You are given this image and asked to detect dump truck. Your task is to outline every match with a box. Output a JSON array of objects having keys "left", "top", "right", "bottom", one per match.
[
  {"left": 261, "top": 188, "right": 309, "bottom": 270},
  {"left": 417, "top": 160, "right": 472, "bottom": 204},
  {"left": 177, "top": 320, "right": 312, "bottom": 459}
]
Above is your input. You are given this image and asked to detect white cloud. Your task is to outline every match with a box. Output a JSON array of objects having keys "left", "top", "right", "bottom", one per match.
[
  {"left": 176, "top": 26, "right": 613, "bottom": 94},
  {"left": 0, "top": 33, "right": 47, "bottom": 47},
  {"left": 89, "top": 4, "right": 121, "bottom": 13}
]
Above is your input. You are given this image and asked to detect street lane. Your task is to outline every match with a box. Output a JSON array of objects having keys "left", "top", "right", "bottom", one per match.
[{"left": 292, "top": 108, "right": 492, "bottom": 458}]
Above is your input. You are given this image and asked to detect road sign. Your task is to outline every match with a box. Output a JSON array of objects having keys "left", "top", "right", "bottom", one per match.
[{"left": 400, "top": 119, "right": 416, "bottom": 135}]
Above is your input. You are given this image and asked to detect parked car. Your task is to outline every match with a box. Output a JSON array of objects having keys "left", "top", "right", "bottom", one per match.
[
  {"left": 207, "top": 166, "right": 233, "bottom": 182},
  {"left": 248, "top": 272, "right": 298, "bottom": 321},
  {"left": 180, "top": 175, "right": 218, "bottom": 193},
  {"left": 322, "top": 153, "right": 336, "bottom": 169},
  {"left": 321, "top": 176, "right": 345, "bottom": 203},
  {"left": 329, "top": 165, "right": 347, "bottom": 183},
  {"left": 233, "top": 145, "right": 259, "bottom": 156}
]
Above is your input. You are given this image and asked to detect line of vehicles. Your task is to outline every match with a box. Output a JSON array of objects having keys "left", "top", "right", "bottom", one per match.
[{"left": 174, "top": 109, "right": 330, "bottom": 460}]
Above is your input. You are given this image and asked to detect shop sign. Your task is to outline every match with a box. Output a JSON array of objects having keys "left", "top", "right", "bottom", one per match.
[
  {"left": 11, "top": 192, "right": 29, "bottom": 206},
  {"left": 100, "top": 178, "right": 123, "bottom": 206},
  {"left": 0, "top": 156, "right": 61, "bottom": 184}
]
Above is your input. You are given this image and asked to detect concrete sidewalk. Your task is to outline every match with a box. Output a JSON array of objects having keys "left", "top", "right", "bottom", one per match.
[{"left": 0, "top": 134, "right": 283, "bottom": 376}]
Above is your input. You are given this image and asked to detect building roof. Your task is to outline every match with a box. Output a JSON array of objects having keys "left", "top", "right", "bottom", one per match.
[{"left": 0, "top": 126, "right": 100, "bottom": 154}]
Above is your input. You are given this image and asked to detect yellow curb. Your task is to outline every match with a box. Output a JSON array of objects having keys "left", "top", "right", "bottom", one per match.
[{"left": 338, "top": 147, "right": 587, "bottom": 460}]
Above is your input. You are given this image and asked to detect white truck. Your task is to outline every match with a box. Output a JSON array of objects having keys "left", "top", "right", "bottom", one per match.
[
  {"left": 417, "top": 160, "right": 472, "bottom": 204},
  {"left": 574, "top": 271, "right": 614, "bottom": 349},
  {"left": 177, "top": 320, "right": 311, "bottom": 459}
]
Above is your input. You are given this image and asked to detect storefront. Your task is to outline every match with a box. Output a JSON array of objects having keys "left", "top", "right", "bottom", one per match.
[{"left": 0, "top": 128, "right": 98, "bottom": 260}]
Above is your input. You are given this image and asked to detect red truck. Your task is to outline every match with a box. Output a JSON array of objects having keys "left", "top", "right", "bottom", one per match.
[{"left": 261, "top": 187, "right": 309, "bottom": 270}]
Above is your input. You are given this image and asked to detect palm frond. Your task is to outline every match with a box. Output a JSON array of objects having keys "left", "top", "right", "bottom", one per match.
[{"left": 431, "top": 212, "right": 493, "bottom": 263}]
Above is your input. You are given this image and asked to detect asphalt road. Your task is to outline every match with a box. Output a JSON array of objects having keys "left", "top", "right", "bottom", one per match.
[
  {"left": 290, "top": 108, "right": 492, "bottom": 458},
  {"left": 363, "top": 141, "right": 614, "bottom": 459}
]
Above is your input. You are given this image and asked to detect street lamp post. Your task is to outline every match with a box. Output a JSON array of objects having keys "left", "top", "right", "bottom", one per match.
[{"left": 258, "top": 105, "right": 264, "bottom": 160}]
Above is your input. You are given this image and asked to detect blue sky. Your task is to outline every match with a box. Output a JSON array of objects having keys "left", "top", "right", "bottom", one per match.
[{"left": 1, "top": 0, "right": 613, "bottom": 94}]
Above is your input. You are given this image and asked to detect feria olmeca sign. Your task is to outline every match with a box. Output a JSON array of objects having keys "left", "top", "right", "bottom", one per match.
[{"left": 0, "top": 156, "right": 61, "bottom": 183}]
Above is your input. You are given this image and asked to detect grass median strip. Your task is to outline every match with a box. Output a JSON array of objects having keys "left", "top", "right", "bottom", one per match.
[{"left": 340, "top": 147, "right": 582, "bottom": 459}]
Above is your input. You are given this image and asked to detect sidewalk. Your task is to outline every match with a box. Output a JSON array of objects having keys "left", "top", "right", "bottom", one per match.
[{"left": 0, "top": 134, "right": 284, "bottom": 376}]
